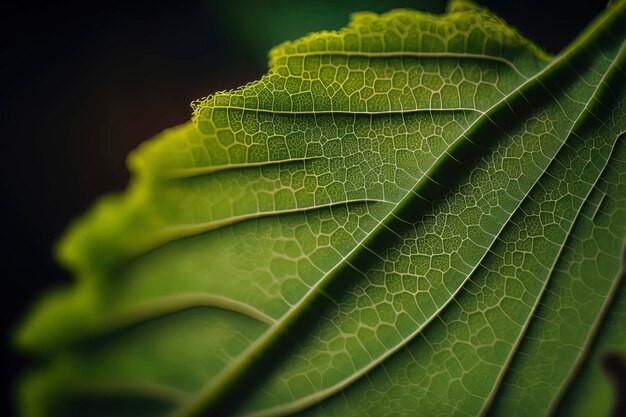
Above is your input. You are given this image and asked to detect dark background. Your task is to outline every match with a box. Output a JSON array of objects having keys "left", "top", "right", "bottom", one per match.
[{"left": 0, "top": 0, "right": 608, "bottom": 414}]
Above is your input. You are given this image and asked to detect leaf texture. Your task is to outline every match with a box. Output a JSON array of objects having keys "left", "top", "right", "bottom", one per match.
[{"left": 15, "top": 1, "right": 626, "bottom": 416}]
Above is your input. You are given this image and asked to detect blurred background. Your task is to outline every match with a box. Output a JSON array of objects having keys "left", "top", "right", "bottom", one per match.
[{"left": 0, "top": 0, "right": 607, "bottom": 414}]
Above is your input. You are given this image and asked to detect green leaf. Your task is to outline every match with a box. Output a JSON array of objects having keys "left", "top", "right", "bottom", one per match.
[{"left": 14, "top": 1, "right": 626, "bottom": 416}]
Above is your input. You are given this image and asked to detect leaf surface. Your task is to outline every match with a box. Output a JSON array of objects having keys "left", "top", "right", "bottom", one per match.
[{"left": 15, "top": 1, "right": 626, "bottom": 416}]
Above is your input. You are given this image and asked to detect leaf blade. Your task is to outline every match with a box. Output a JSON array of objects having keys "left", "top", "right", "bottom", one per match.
[{"left": 14, "top": 1, "right": 626, "bottom": 417}]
